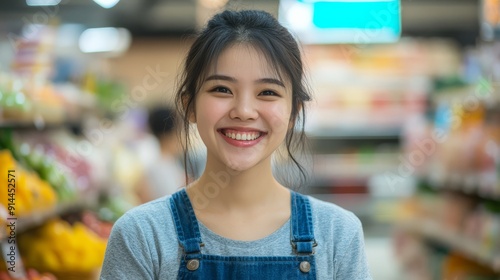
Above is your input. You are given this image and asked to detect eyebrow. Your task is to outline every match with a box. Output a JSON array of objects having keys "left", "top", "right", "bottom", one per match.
[{"left": 204, "top": 75, "right": 285, "bottom": 88}]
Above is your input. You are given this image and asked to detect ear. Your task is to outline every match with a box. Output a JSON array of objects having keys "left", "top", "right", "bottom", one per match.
[
  {"left": 189, "top": 111, "right": 196, "bottom": 123},
  {"left": 182, "top": 94, "right": 196, "bottom": 123}
]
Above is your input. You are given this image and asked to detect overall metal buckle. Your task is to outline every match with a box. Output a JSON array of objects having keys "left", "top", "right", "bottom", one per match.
[{"left": 291, "top": 239, "right": 318, "bottom": 255}]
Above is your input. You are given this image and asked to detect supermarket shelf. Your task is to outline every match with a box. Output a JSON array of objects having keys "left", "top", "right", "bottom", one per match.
[
  {"left": 1, "top": 199, "right": 95, "bottom": 240},
  {"left": 312, "top": 153, "right": 400, "bottom": 179},
  {"left": 399, "top": 218, "right": 500, "bottom": 273},
  {"left": 306, "top": 127, "right": 402, "bottom": 139},
  {"left": 443, "top": 184, "right": 500, "bottom": 203},
  {"left": 0, "top": 120, "right": 82, "bottom": 131},
  {"left": 432, "top": 84, "right": 500, "bottom": 105},
  {"left": 425, "top": 175, "right": 500, "bottom": 203}
]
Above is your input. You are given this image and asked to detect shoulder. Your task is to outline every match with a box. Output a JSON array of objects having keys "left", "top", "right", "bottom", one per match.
[
  {"left": 306, "top": 195, "right": 361, "bottom": 229},
  {"left": 304, "top": 195, "right": 364, "bottom": 249},
  {"left": 102, "top": 196, "right": 180, "bottom": 279},
  {"left": 111, "top": 195, "right": 175, "bottom": 237}
]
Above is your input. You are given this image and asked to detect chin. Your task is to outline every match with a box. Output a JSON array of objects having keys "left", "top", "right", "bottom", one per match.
[{"left": 224, "top": 158, "right": 259, "bottom": 173}]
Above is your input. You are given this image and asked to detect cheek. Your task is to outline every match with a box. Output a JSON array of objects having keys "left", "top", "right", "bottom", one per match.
[
  {"left": 265, "top": 103, "right": 292, "bottom": 134},
  {"left": 195, "top": 95, "right": 226, "bottom": 135}
]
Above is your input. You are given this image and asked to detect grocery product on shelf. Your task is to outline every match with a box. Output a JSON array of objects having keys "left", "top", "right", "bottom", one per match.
[
  {"left": 303, "top": 39, "right": 455, "bottom": 132},
  {"left": 0, "top": 75, "right": 61, "bottom": 125},
  {"left": 0, "top": 149, "right": 57, "bottom": 217},
  {"left": 81, "top": 211, "right": 113, "bottom": 239},
  {"left": 0, "top": 269, "right": 57, "bottom": 280},
  {"left": 10, "top": 24, "right": 56, "bottom": 80},
  {"left": 443, "top": 253, "right": 499, "bottom": 279},
  {"left": 18, "top": 218, "right": 107, "bottom": 275},
  {"left": 0, "top": 132, "right": 77, "bottom": 202}
]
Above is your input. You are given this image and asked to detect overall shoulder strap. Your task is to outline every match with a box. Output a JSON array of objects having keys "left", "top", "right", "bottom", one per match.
[
  {"left": 169, "top": 188, "right": 203, "bottom": 254},
  {"left": 290, "top": 191, "right": 316, "bottom": 254}
]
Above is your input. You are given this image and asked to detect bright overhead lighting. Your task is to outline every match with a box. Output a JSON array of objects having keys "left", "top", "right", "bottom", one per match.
[
  {"left": 198, "top": 0, "right": 228, "bottom": 9},
  {"left": 93, "top": 0, "right": 120, "bottom": 9},
  {"left": 286, "top": 2, "right": 313, "bottom": 31},
  {"left": 26, "top": 0, "right": 60, "bottom": 6},
  {"left": 79, "top": 27, "right": 131, "bottom": 55}
]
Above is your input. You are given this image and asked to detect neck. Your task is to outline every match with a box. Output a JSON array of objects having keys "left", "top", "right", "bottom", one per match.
[{"left": 188, "top": 153, "right": 287, "bottom": 212}]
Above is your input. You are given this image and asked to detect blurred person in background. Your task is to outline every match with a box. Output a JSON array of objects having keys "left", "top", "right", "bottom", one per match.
[{"left": 135, "top": 106, "right": 184, "bottom": 203}]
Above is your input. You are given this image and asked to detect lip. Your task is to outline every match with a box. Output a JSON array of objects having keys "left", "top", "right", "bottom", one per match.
[
  {"left": 217, "top": 127, "right": 267, "bottom": 148},
  {"left": 218, "top": 127, "right": 266, "bottom": 133}
]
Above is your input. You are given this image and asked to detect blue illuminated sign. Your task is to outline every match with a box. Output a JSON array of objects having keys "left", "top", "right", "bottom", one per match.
[{"left": 279, "top": 0, "right": 401, "bottom": 44}]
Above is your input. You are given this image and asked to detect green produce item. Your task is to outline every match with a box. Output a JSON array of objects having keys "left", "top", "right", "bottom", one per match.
[
  {"left": 483, "top": 201, "right": 500, "bottom": 214},
  {"left": 0, "top": 129, "right": 15, "bottom": 156},
  {"left": 38, "top": 157, "right": 76, "bottom": 201},
  {"left": 24, "top": 148, "right": 44, "bottom": 171},
  {"left": 95, "top": 80, "right": 126, "bottom": 111},
  {"left": 97, "top": 196, "right": 132, "bottom": 222},
  {"left": 433, "top": 76, "right": 468, "bottom": 92}
]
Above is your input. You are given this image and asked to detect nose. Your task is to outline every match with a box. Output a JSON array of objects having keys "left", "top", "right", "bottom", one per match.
[{"left": 229, "top": 94, "right": 258, "bottom": 121}]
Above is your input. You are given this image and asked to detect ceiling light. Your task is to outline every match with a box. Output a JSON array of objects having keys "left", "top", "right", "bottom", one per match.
[
  {"left": 285, "top": 2, "right": 313, "bottom": 31},
  {"left": 79, "top": 27, "right": 131, "bottom": 55},
  {"left": 198, "top": 0, "right": 228, "bottom": 9},
  {"left": 26, "top": 0, "right": 61, "bottom": 6},
  {"left": 93, "top": 0, "right": 120, "bottom": 9}
]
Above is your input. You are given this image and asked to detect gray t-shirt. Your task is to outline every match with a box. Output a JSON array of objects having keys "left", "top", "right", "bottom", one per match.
[{"left": 100, "top": 193, "right": 372, "bottom": 279}]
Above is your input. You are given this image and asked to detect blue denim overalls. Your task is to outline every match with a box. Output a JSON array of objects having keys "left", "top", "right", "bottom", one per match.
[{"left": 169, "top": 188, "right": 317, "bottom": 279}]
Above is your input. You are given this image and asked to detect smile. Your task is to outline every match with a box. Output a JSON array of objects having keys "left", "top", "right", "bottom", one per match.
[{"left": 217, "top": 128, "right": 267, "bottom": 147}]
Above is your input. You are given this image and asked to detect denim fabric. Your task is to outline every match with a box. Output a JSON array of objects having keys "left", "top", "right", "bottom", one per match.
[{"left": 170, "top": 189, "right": 317, "bottom": 279}]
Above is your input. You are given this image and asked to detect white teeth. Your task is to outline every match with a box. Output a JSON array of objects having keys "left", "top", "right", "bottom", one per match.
[{"left": 224, "top": 131, "right": 261, "bottom": 141}]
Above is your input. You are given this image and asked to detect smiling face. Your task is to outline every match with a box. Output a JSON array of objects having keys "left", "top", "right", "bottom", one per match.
[{"left": 194, "top": 43, "right": 293, "bottom": 172}]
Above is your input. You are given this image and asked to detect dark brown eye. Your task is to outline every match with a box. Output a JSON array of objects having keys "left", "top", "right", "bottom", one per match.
[
  {"left": 260, "top": 90, "right": 279, "bottom": 97},
  {"left": 211, "top": 86, "right": 231, "bottom": 94}
]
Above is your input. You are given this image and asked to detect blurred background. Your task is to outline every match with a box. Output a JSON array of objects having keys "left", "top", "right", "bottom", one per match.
[{"left": 0, "top": 0, "right": 499, "bottom": 279}]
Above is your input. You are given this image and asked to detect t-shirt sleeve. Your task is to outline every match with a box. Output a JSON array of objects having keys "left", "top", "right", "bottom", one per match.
[
  {"left": 335, "top": 214, "right": 372, "bottom": 279},
  {"left": 100, "top": 213, "right": 156, "bottom": 280}
]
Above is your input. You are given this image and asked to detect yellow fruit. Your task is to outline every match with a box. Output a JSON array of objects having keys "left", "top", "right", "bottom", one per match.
[
  {"left": 37, "top": 178, "right": 57, "bottom": 209},
  {"left": 18, "top": 218, "right": 108, "bottom": 273},
  {"left": 0, "top": 150, "right": 15, "bottom": 169},
  {"left": 40, "top": 250, "right": 60, "bottom": 271},
  {"left": 59, "top": 250, "right": 81, "bottom": 271},
  {"left": 41, "top": 219, "right": 71, "bottom": 238},
  {"left": 15, "top": 169, "right": 34, "bottom": 216},
  {"left": 0, "top": 150, "right": 16, "bottom": 209}
]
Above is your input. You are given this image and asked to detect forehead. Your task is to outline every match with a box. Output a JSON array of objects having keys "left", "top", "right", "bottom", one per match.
[{"left": 206, "top": 43, "right": 283, "bottom": 80}]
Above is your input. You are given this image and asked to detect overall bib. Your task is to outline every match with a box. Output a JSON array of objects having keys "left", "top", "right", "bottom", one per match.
[{"left": 169, "top": 189, "right": 317, "bottom": 280}]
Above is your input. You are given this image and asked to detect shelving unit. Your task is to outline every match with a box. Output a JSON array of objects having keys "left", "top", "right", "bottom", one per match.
[
  {"left": 306, "top": 127, "right": 402, "bottom": 140},
  {"left": 0, "top": 121, "right": 82, "bottom": 132},
  {"left": 399, "top": 218, "right": 500, "bottom": 273},
  {"left": 0, "top": 95, "right": 114, "bottom": 279},
  {"left": 393, "top": 40, "right": 500, "bottom": 278},
  {"left": 1, "top": 199, "right": 97, "bottom": 240},
  {"left": 17, "top": 200, "right": 95, "bottom": 233},
  {"left": 426, "top": 176, "right": 500, "bottom": 203}
]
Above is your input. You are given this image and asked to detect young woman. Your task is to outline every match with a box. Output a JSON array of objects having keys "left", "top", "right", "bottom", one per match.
[{"left": 101, "top": 10, "right": 372, "bottom": 279}]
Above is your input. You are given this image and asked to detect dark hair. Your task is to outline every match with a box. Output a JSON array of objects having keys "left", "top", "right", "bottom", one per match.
[
  {"left": 175, "top": 10, "right": 312, "bottom": 187},
  {"left": 148, "top": 107, "right": 177, "bottom": 140}
]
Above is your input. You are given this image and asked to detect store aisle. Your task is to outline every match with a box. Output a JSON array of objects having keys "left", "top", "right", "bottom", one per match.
[{"left": 365, "top": 237, "right": 404, "bottom": 280}]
